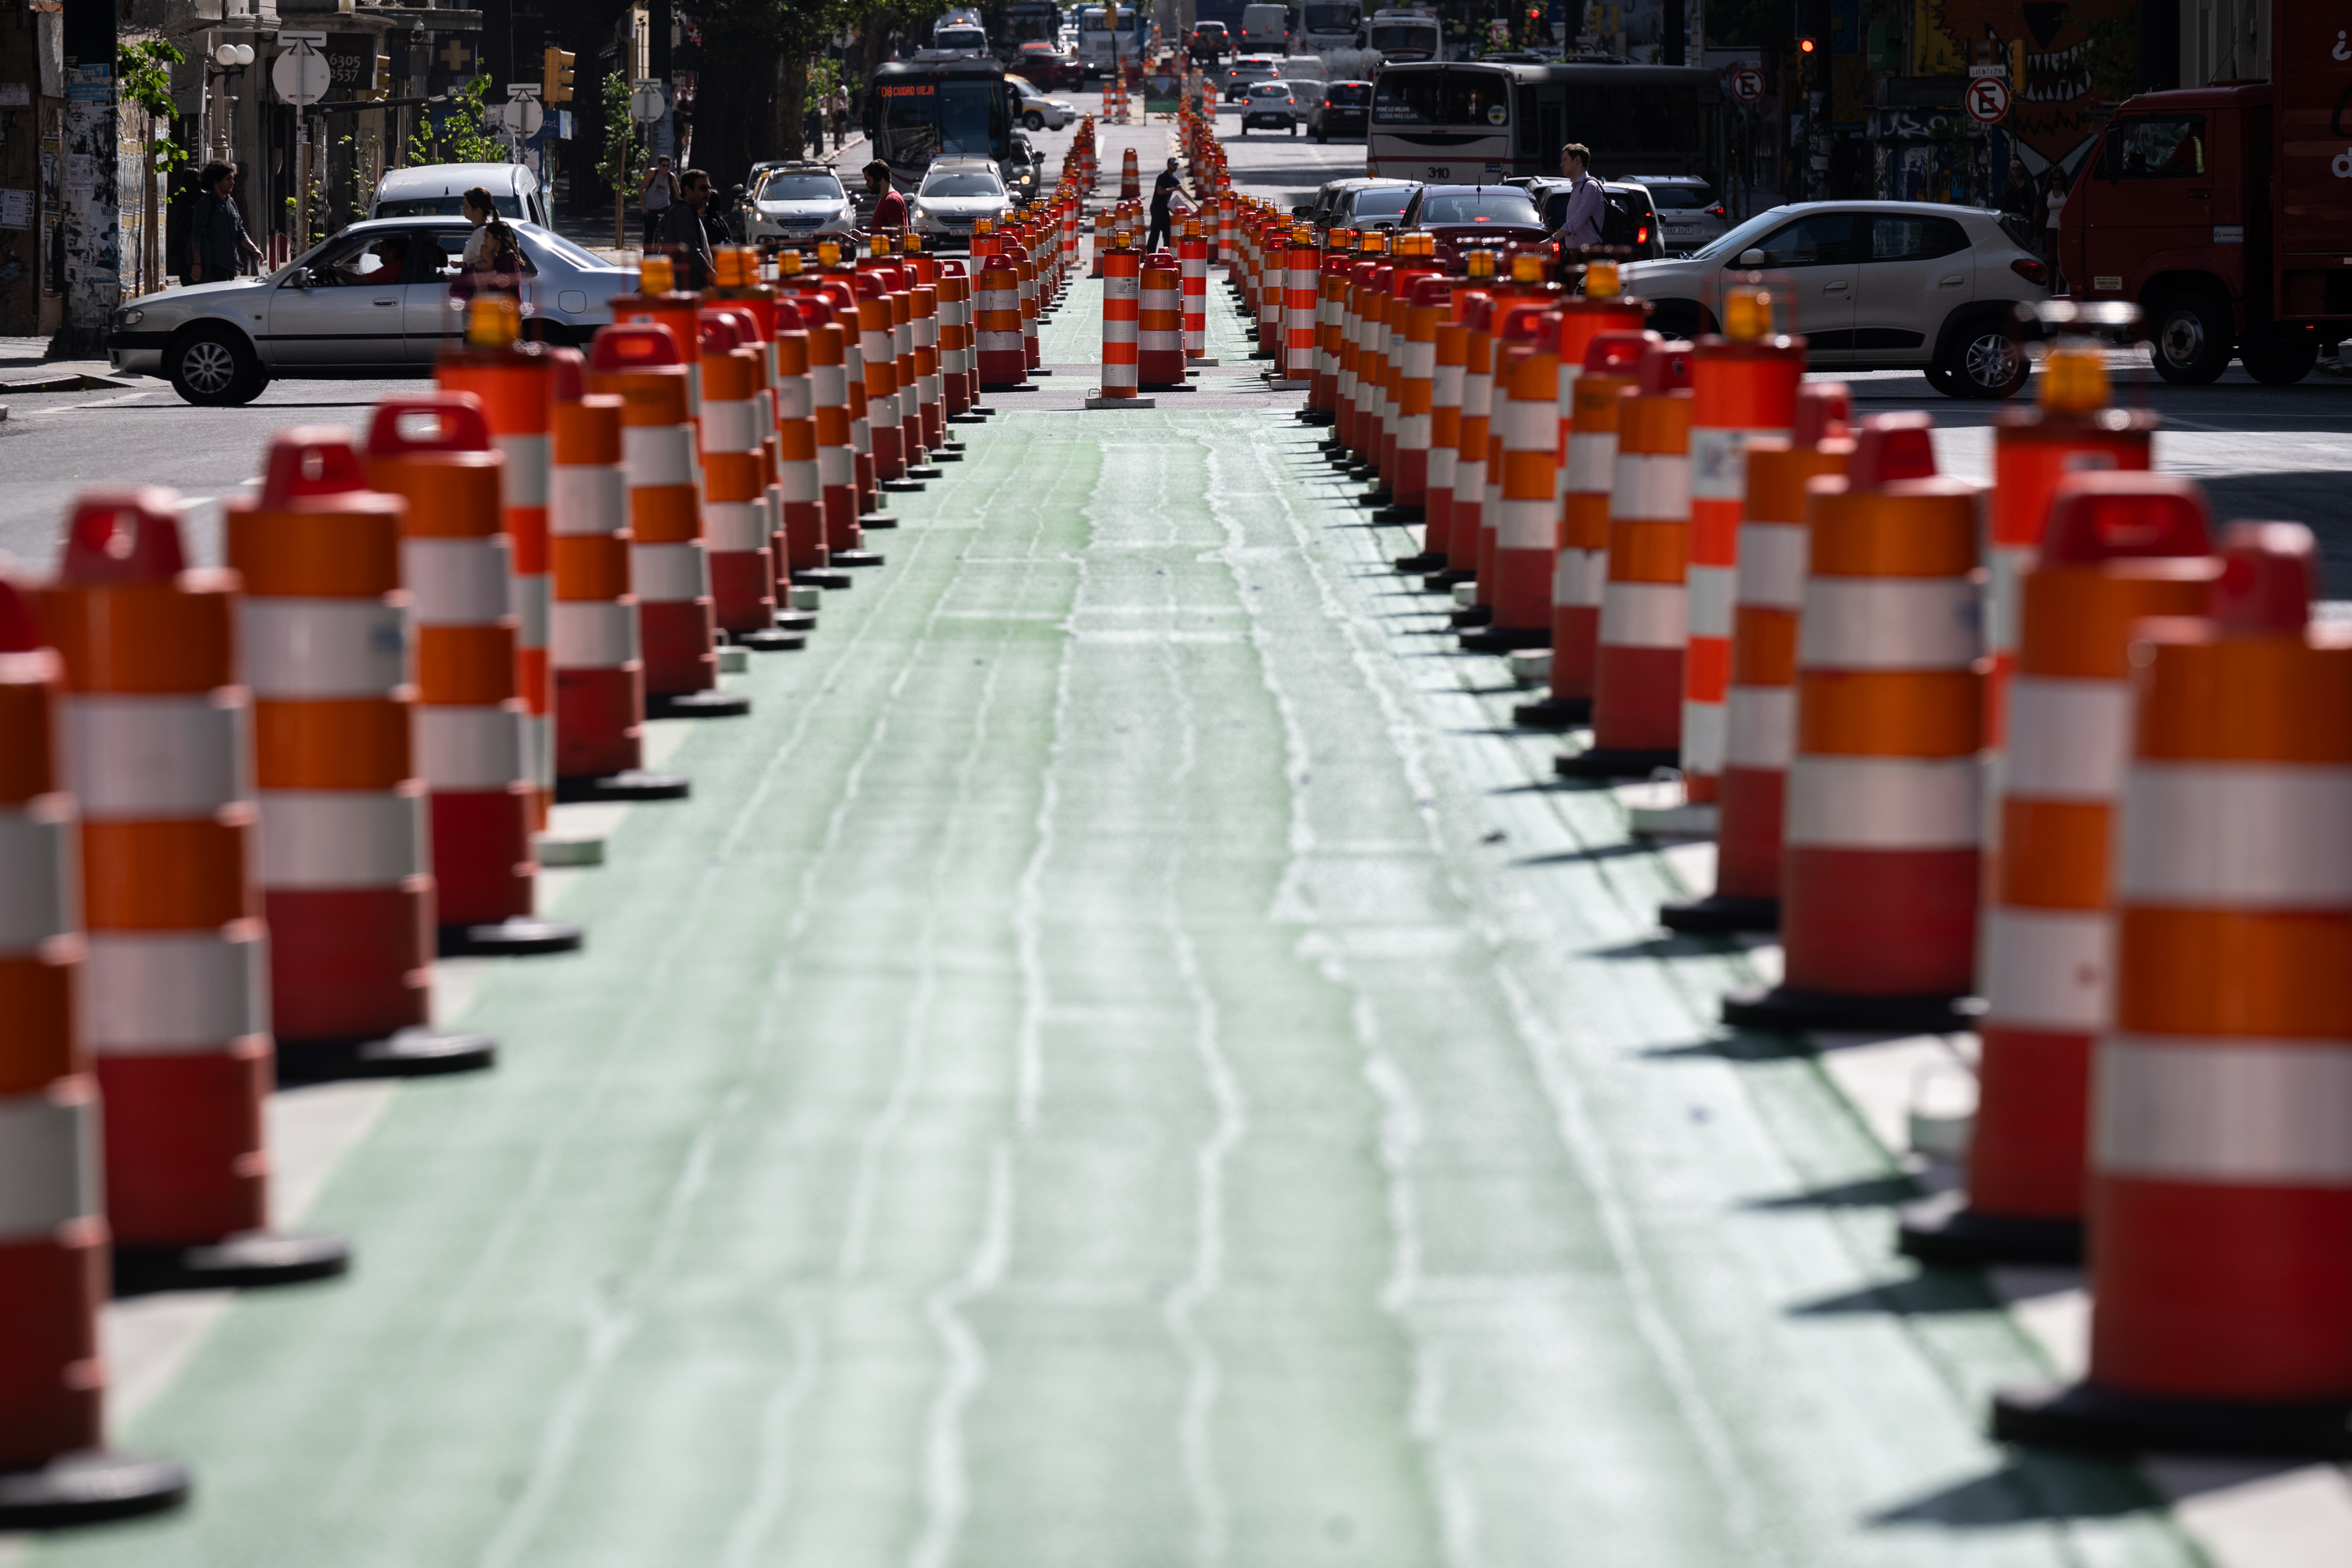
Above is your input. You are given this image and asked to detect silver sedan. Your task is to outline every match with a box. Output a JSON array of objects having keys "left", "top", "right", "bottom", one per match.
[{"left": 111, "top": 216, "right": 638, "bottom": 406}]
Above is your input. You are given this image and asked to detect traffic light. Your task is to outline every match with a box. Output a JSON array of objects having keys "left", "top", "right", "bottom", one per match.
[
  {"left": 543, "top": 46, "right": 575, "bottom": 104},
  {"left": 1797, "top": 36, "right": 1816, "bottom": 53}
]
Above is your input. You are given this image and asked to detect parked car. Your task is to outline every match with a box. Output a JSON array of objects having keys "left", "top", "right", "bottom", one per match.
[
  {"left": 911, "top": 158, "right": 1014, "bottom": 247},
  {"left": 740, "top": 163, "right": 858, "bottom": 244},
  {"left": 1240, "top": 78, "right": 1305, "bottom": 133},
  {"left": 1006, "top": 73, "right": 1076, "bottom": 129},
  {"left": 1307, "top": 79, "right": 1371, "bottom": 141},
  {"left": 1223, "top": 54, "right": 1279, "bottom": 100},
  {"left": 1625, "top": 174, "right": 1732, "bottom": 253},
  {"left": 1187, "top": 20, "right": 1231, "bottom": 62},
  {"left": 369, "top": 162, "right": 548, "bottom": 228},
  {"left": 111, "top": 217, "right": 634, "bottom": 405},
  {"left": 1515, "top": 177, "right": 1667, "bottom": 260},
  {"left": 1621, "top": 201, "right": 2049, "bottom": 397},
  {"left": 1305, "top": 176, "right": 1420, "bottom": 234}
]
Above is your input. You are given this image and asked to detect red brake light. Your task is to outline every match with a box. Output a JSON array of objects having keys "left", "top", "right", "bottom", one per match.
[
  {"left": 1637, "top": 226, "right": 1649, "bottom": 243},
  {"left": 2012, "top": 256, "right": 2050, "bottom": 287},
  {"left": 1708, "top": 205, "right": 1726, "bottom": 216}
]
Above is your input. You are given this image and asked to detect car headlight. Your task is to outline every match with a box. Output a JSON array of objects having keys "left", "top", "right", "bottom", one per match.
[{"left": 116, "top": 308, "right": 143, "bottom": 326}]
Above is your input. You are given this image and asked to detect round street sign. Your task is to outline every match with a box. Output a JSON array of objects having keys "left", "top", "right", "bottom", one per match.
[
  {"left": 630, "top": 81, "right": 666, "bottom": 124},
  {"left": 270, "top": 48, "right": 329, "bottom": 107},
  {"left": 1965, "top": 74, "right": 2011, "bottom": 125},
  {"left": 1730, "top": 65, "right": 1763, "bottom": 103},
  {"left": 501, "top": 97, "right": 545, "bottom": 137}
]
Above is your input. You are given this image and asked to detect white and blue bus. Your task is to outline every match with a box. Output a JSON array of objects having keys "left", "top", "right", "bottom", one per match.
[
  {"left": 1368, "top": 60, "right": 1724, "bottom": 186},
  {"left": 1075, "top": 5, "right": 1149, "bottom": 77}
]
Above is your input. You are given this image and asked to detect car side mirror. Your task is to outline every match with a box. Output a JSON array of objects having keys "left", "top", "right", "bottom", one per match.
[
  {"left": 1291, "top": 203, "right": 1314, "bottom": 217},
  {"left": 1737, "top": 248, "right": 1766, "bottom": 267},
  {"left": 286, "top": 265, "right": 311, "bottom": 289}
]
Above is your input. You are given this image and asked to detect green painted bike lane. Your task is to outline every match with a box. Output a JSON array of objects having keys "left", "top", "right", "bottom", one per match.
[{"left": 27, "top": 277, "right": 2201, "bottom": 1568}]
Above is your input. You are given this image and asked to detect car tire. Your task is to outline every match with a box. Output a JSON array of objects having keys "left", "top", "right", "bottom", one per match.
[
  {"left": 2240, "top": 323, "right": 2319, "bottom": 386},
  {"left": 1647, "top": 299, "right": 1712, "bottom": 343},
  {"left": 168, "top": 323, "right": 259, "bottom": 408},
  {"left": 1923, "top": 361, "right": 1958, "bottom": 397},
  {"left": 1936, "top": 314, "right": 2029, "bottom": 399},
  {"left": 1024, "top": 111, "right": 1044, "bottom": 131},
  {"left": 2147, "top": 289, "right": 2234, "bottom": 385}
]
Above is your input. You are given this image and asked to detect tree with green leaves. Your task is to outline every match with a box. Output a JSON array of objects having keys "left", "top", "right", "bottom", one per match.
[
  {"left": 408, "top": 76, "right": 507, "bottom": 166},
  {"left": 596, "top": 71, "right": 642, "bottom": 249}
]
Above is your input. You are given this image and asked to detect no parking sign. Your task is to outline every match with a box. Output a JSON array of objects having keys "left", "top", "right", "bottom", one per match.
[{"left": 1965, "top": 75, "right": 2010, "bottom": 125}]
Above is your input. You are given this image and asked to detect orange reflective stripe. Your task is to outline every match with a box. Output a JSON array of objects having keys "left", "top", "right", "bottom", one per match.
[{"left": 1795, "top": 670, "right": 1980, "bottom": 756}]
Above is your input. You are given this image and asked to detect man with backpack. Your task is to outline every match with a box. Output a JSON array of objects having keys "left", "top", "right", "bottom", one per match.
[{"left": 186, "top": 162, "right": 263, "bottom": 284}]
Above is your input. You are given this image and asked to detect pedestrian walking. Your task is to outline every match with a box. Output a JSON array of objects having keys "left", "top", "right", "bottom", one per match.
[
  {"left": 1544, "top": 142, "right": 1605, "bottom": 254},
  {"left": 864, "top": 159, "right": 907, "bottom": 235},
  {"left": 638, "top": 154, "right": 681, "bottom": 253},
  {"left": 830, "top": 89, "right": 850, "bottom": 151},
  {"left": 1145, "top": 157, "right": 1187, "bottom": 252},
  {"left": 186, "top": 160, "right": 263, "bottom": 284},
  {"left": 804, "top": 102, "right": 825, "bottom": 157},
  {"left": 2042, "top": 167, "right": 2068, "bottom": 288},
  {"left": 657, "top": 167, "right": 718, "bottom": 289}
]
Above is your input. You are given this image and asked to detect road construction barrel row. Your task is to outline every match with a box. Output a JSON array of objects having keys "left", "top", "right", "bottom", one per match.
[
  {"left": 0, "top": 241, "right": 1007, "bottom": 1532},
  {"left": 1304, "top": 243, "right": 2352, "bottom": 1465}
]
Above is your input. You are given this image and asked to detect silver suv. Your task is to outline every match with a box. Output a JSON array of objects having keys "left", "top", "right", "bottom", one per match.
[{"left": 1621, "top": 201, "right": 2050, "bottom": 398}]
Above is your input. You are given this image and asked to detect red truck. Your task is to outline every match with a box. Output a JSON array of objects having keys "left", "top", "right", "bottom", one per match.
[{"left": 2059, "top": 9, "right": 2348, "bottom": 385}]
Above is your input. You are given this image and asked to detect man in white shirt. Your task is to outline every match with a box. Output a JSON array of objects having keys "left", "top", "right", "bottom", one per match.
[{"left": 1547, "top": 142, "right": 1606, "bottom": 253}]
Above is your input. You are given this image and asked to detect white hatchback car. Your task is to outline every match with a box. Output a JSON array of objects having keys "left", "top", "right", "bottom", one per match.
[
  {"left": 1241, "top": 79, "right": 1305, "bottom": 133},
  {"left": 912, "top": 159, "right": 1013, "bottom": 249},
  {"left": 1622, "top": 201, "right": 2051, "bottom": 398},
  {"left": 1625, "top": 175, "right": 1733, "bottom": 253}
]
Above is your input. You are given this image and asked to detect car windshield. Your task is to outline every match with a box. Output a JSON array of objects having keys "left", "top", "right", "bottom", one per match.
[
  {"left": 935, "top": 28, "right": 985, "bottom": 46},
  {"left": 1327, "top": 83, "right": 1371, "bottom": 104},
  {"left": 1350, "top": 187, "right": 1415, "bottom": 217},
  {"left": 1642, "top": 183, "right": 1714, "bottom": 210},
  {"left": 759, "top": 174, "right": 844, "bottom": 202},
  {"left": 1417, "top": 191, "right": 1541, "bottom": 225},
  {"left": 376, "top": 194, "right": 522, "bottom": 219},
  {"left": 1686, "top": 209, "right": 1794, "bottom": 261},
  {"left": 923, "top": 172, "right": 1003, "bottom": 197}
]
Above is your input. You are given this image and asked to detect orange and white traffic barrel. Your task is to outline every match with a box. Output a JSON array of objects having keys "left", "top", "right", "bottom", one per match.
[
  {"left": 436, "top": 296, "right": 555, "bottom": 833},
  {"left": 1899, "top": 473, "right": 2214, "bottom": 1267},
  {"left": 0, "top": 574, "right": 191, "bottom": 1528},
  {"left": 1454, "top": 259, "right": 1562, "bottom": 626},
  {"left": 1307, "top": 235, "right": 1352, "bottom": 422},
  {"left": 1091, "top": 209, "right": 1114, "bottom": 278},
  {"left": 1720, "top": 414, "right": 1980, "bottom": 1032},
  {"left": 1121, "top": 144, "right": 1139, "bottom": 200},
  {"left": 1091, "top": 236, "right": 1145, "bottom": 406},
  {"left": 853, "top": 251, "right": 906, "bottom": 483},
  {"left": 34, "top": 490, "right": 351, "bottom": 1290},
  {"left": 1460, "top": 322, "right": 1561, "bottom": 652},
  {"left": 1984, "top": 342, "right": 2154, "bottom": 750},
  {"left": 786, "top": 285, "right": 858, "bottom": 588},
  {"left": 1014, "top": 237, "right": 1044, "bottom": 374},
  {"left": 1331, "top": 249, "right": 1370, "bottom": 453},
  {"left": 1347, "top": 260, "right": 1390, "bottom": 463},
  {"left": 587, "top": 325, "right": 748, "bottom": 719},
  {"left": 223, "top": 430, "right": 494, "bottom": 1078},
  {"left": 1283, "top": 227, "right": 1319, "bottom": 383},
  {"left": 1432, "top": 289, "right": 1496, "bottom": 590},
  {"left": 1994, "top": 520, "right": 2352, "bottom": 1457},
  {"left": 1217, "top": 192, "right": 1236, "bottom": 270},
  {"left": 1558, "top": 339, "right": 1694, "bottom": 777},
  {"left": 548, "top": 350, "right": 688, "bottom": 804},
  {"left": 1395, "top": 262, "right": 1475, "bottom": 574},
  {"left": 1139, "top": 252, "right": 1185, "bottom": 388},
  {"left": 1514, "top": 328, "right": 1650, "bottom": 728},
  {"left": 770, "top": 298, "right": 831, "bottom": 603},
  {"left": 1379, "top": 272, "right": 1447, "bottom": 523},
  {"left": 368, "top": 396, "right": 587, "bottom": 956},
  {"left": 696, "top": 310, "right": 796, "bottom": 652},
  {"left": 1179, "top": 215, "right": 1209, "bottom": 361},
  {"left": 610, "top": 254, "right": 704, "bottom": 411},
  {"left": 1682, "top": 286, "right": 1804, "bottom": 809},
  {"left": 935, "top": 257, "right": 975, "bottom": 416},
  {"left": 1657, "top": 383, "right": 1860, "bottom": 926},
  {"left": 975, "top": 251, "right": 1027, "bottom": 389}
]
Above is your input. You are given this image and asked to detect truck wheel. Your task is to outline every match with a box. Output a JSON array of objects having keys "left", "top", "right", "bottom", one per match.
[
  {"left": 2241, "top": 324, "right": 2319, "bottom": 386},
  {"left": 2148, "top": 291, "right": 2234, "bottom": 384},
  {"left": 1936, "top": 318, "right": 2028, "bottom": 399}
]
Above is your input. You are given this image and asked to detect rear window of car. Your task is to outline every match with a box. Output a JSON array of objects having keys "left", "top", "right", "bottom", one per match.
[
  {"left": 1327, "top": 83, "right": 1371, "bottom": 104},
  {"left": 1250, "top": 82, "right": 1292, "bottom": 96},
  {"left": 1417, "top": 191, "right": 1541, "bottom": 226},
  {"left": 1349, "top": 187, "right": 1415, "bottom": 217},
  {"left": 1643, "top": 183, "right": 1714, "bottom": 210},
  {"left": 376, "top": 194, "right": 521, "bottom": 220}
]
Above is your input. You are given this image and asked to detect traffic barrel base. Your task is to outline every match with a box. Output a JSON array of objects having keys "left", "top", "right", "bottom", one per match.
[
  {"left": 647, "top": 688, "right": 753, "bottom": 720},
  {"left": 1990, "top": 1381, "right": 2352, "bottom": 1461},
  {"left": 1657, "top": 891, "right": 1779, "bottom": 935},
  {"left": 880, "top": 477, "right": 927, "bottom": 493},
  {"left": 857, "top": 512, "right": 900, "bottom": 529},
  {"left": 112, "top": 1228, "right": 351, "bottom": 1295},
  {"left": 728, "top": 626, "right": 808, "bottom": 653},
  {"left": 0, "top": 1450, "right": 191, "bottom": 1530},
  {"left": 1394, "top": 550, "right": 1446, "bottom": 572},
  {"left": 831, "top": 550, "right": 887, "bottom": 568},
  {"left": 1893, "top": 1189, "right": 2083, "bottom": 1268},
  {"left": 1459, "top": 625, "right": 1548, "bottom": 654},
  {"left": 1554, "top": 746, "right": 1679, "bottom": 779},
  {"left": 1510, "top": 693, "right": 1591, "bottom": 730},
  {"left": 1084, "top": 394, "right": 1158, "bottom": 409},
  {"left": 1719, "top": 984, "right": 1977, "bottom": 1036},
  {"left": 275, "top": 1025, "right": 499, "bottom": 1085},
  {"left": 555, "top": 768, "right": 691, "bottom": 805},
  {"left": 1371, "top": 503, "right": 1425, "bottom": 524},
  {"left": 793, "top": 568, "right": 855, "bottom": 590},
  {"left": 435, "top": 914, "right": 586, "bottom": 959}
]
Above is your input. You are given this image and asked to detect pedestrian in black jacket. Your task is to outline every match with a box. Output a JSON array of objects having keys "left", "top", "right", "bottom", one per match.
[{"left": 187, "top": 162, "right": 263, "bottom": 283}]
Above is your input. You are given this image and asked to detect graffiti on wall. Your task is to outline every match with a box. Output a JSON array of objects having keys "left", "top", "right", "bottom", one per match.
[{"left": 1916, "top": 0, "right": 2136, "bottom": 172}]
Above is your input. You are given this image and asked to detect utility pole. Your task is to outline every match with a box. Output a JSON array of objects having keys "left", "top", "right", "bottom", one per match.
[
  {"left": 1663, "top": 0, "right": 1683, "bottom": 66},
  {"left": 648, "top": 0, "right": 673, "bottom": 161},
  {"left": 60, "top": 0, "right": 117, "bottom": 354},
  {"left": 482, "top": 0, "right": 514, "bottom": 91}
]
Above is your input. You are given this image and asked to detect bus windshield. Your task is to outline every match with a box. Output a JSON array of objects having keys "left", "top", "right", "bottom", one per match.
[
  {"left": 1301, "top": 2, "right": 1359, "bottom": 31},
  {"left": 1367, "top": 20, "right": 1435, "bottom": 51},
  {"left": 874, "top": 72, "right": 1007, "bottom": 172},
  {"left": 1374, "top": 68, "right": 1508, "bottom": 127}
]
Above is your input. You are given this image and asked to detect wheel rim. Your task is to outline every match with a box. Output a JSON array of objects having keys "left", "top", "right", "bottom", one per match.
[
  {"left": 180, "top": 339, "right": 237, "bottom": 396},
  {"left": 2160, "top": 311, "right": 2204, "bottom": 367},
  {"left": 1964, "top": 331, "right": 2016, "bottom": 390}
]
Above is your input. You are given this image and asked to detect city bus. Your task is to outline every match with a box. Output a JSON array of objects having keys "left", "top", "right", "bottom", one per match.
[
  {"left": 1364, "top": 8, "right": 1442, "bottom": 61},
  {"left": 866, "top": 57, "right": 1017, "bottom": 191},
  {"left": 987, "top": 0, "right": 1062, "bottom": 57},
  {"left": 1291, "top": 0, "right": 1363, "bottom": 56},
  {"left": 1368, "top": 60, "right": 1723, "bottom": 186},
  {"left": 1074, "top": 4, "right": 1149, "bottom": 77}
]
